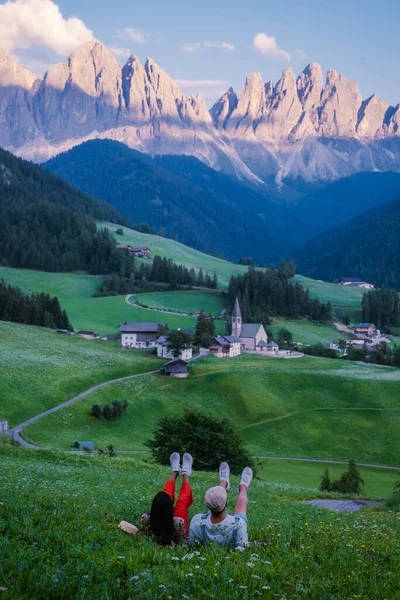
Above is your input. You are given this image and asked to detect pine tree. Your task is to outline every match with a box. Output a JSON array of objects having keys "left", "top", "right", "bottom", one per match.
[{"left": 319, "top": 468, "right": 331, "bottom": 492}]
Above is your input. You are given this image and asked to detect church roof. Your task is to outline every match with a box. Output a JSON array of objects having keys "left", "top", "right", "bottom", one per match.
[
  {"left": 232, "top": 297, "right": 242, "bottom": 319},
  {"left": 241, "top": 323, "right": 263, "bottom": 338}
]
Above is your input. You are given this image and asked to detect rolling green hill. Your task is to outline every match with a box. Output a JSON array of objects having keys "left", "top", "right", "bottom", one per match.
[
  {"left": 0, "top": 321, "right": 160, "bottom": 427},
  {"left": 97, "top": 220, "right": 250, "bottom": 288},
  {"left": 25, "top": 354, "right": 400, "bottom": 467},
  {"left": 1, "top": 448, "right": 399, "bottom": 599}
]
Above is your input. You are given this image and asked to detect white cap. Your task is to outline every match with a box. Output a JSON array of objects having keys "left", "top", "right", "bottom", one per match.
[{"left": 204, "top": 486, "right": 227, "bottom": 513}]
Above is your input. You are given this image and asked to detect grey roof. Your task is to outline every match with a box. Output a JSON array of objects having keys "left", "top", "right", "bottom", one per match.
[
  {"left": 257, "top": 340, "right": 268, "bottom": 347},
  {"left": 130, "top": 247, "right": 150, "bottom": 252},
  {"left": 240, "top": 323, "right": 263, "bottom": 338},
  {"left": 232, "top": 297, "right": 242, "bottom": 319},
  {"left": 120, "top": 322, "right": 165, "bottom": 333},
  {"left": 337, "top": 278, "right": 365, "bottom": 283},
  {"left": 354, "top": 323, "right": 375, "bottom": 328},
  {"left": 224, "top": 335, "right": 241, "bottom": 343},
  {"left": 267, "top": 341, "right": 279, "bottom": 348},
  {"left": 163, "top": 358, "right": 189, "bottom": 373},
  {"left": 213, "top": 336, "right": 230, "bottom": 346},
  {"left": 156, "top": 336, "right": 169, "bottom": 344}
]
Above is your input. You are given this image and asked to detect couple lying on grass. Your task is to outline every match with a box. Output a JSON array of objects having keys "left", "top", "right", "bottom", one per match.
[{"left": 120, "top": 452, "right": 253, "bottom": 548}]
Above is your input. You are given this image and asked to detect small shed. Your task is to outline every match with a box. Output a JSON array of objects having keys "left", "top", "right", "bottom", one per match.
[
  {"left": 162, "top": 358, "right": 189, "bottom": 378},
  {"left": 73, "top": 441, "right": 95, "bottom": 451},
  {"left": 0, "top": 419, "right": 9, "bottom": 432}
]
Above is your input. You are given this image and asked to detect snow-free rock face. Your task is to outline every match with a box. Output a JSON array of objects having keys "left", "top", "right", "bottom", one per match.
[{"left": 2, "top": 41, "right": 400, "bottom": 186}]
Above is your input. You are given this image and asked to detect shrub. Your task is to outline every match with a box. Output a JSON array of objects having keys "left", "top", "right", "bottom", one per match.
[
  {"left": 319, "top": 468, "right": 331, "bottom": 492},
  {"left": 103, "top": 405, "right": 113, "bottom": 420},
  {"left": 146, "top": 409, "right": 255, "bottom": 475},
  {"left": 91, "top": 404, "right": 102, "bottom": 419},
  {"left": 115, "top": 228, "right": 124, "bottom": 235},
  {"left": 107, "top": 444, "right": 117, "bottom": 457}
]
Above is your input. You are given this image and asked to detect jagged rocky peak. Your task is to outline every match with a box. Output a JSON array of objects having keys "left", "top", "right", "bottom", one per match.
[
  {"left": 226, "top": 72, "right": 272, "bottom": 135},
  {"left": 297, "top": 62, "right": 323, "bottom": 109},
  {"left": 210, "top": 87, "right": 238, "bottom": 129},
  {"left": 319, "top": 69, "right": 362, "bottom": 136},
  {"left": 357, "top": 94, "right": 390, "bottom": 137},
  {"left": 0, "top": 46, "right": 37, "bottom": 89}
]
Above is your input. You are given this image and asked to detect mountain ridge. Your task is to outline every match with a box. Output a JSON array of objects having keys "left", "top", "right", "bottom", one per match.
[{"left": 2, "top": 40, "right": 400, "bottom": 188}]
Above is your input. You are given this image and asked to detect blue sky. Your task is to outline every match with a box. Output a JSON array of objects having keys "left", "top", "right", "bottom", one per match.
[{"left": 1, "top": 0, "right": 400, "bottom": 106}]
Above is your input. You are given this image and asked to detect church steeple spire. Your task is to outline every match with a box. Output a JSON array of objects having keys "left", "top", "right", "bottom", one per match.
[{"left": 232, "top": 297, "right": 242, "bottom": 337}]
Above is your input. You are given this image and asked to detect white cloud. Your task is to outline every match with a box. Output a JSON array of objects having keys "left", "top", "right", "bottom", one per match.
[
  {"left": 182, "top": 42, "right": 201, "bottom": 54},
  {"left": 175, "top": 79, "right": 227, "bottom": 88},
  {"left": 115, "top": 27, "right": 146, "bottom": 44},
  {"left": 183, "top": 41, "right": 235, "bottom": 53},
  {"left": 108, "top": 46, "right": 131, "bottom": 59},
  {"left": 253, "top": 32, "right": 290, "bottom": 61},
  {"left": 204, "top": 41, "right": 235, "bottom": 52},
  {"left": 295, "top": 49, "right": 307, "bottom": 60},
  {"left": 0, "top": 0, "right": 94, "bottom": 55}
]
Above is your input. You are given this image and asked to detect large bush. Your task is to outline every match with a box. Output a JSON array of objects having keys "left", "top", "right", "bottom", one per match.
[
  {"left": 146, "top": 409, "right": 255, "bottom": 475},
  {"left": 319, "top": 460, "right": 365, "bottom": 495}
]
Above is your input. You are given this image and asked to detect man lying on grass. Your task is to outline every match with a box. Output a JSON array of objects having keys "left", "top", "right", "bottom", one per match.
[{"left": 188, "top": 462, "right": 253, "bottom": 549}]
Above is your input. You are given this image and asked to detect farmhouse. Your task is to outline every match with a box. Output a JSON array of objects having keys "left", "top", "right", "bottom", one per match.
[
  {"left": 354, "top": 323, "right": 376, "bottom": 336},
  {"left": 336, "top": 278, "right": 374, "bottom": 289},
  {"left": 120, "top": 322, "right": 165, "bottom": 348},
  {"left": 231, "top": 298, "right": 268, "bottom": 351},
  {"left": 116, "top": 244, "right": 150, "bottom": 258},
  {"left": 209, "top": 335, "right": 241, "bottom": 358},
  {"left": 266, "top": 341, "right": 280, "bottom": 353},
  {"left": 161, "top": 358, "right": 189, "bottom": 378},
  {"left": 156, "top": 335, "right": 193, "bottom": 361}
]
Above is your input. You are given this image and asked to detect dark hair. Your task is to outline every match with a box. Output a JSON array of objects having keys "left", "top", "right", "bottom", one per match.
[{"left": 149, "top": 491, "right": 174, "bottom": 546}]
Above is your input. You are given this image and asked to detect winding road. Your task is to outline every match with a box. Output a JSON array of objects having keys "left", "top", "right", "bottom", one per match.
[{"left": 5, "top": 362, "right": 400, "bottom": 473}]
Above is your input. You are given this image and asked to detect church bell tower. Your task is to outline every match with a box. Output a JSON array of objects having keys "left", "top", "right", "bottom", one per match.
[{"left": 231, "top": 297, "right": 242, "bottom": 337}]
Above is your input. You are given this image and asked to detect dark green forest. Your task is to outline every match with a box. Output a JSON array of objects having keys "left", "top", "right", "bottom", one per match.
[
  {"left": 45, "top": 140, "right": 291, "bottom": 264},
  {"left": 361, "top": 288, "right": 400, "bottom": 330},
  {"left": 227, "top": 261, "right": 332, "bottom": 324},
  {"left": 0, "top": 278, "right": 72, "bottom": 330},
  {"left": 295, "top": 197, "right": 400, "bottom": 289}
]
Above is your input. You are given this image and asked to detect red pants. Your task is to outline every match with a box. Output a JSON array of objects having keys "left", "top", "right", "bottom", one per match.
[{"left": 163, "top": 478, "right": 193, "bottom": 538}]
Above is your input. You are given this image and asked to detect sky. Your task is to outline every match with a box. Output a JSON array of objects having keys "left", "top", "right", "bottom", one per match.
[{"left": 1, "top": 0, "right": 400, "bottom": 107}]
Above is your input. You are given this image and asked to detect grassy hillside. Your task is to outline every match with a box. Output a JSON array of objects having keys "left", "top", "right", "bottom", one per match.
[
  {"left": 98, "top": 221, "right": 249, "bottom": 287},
  {"left": 0, "top": 321, "right": 161, "bottom": 427},
  {"left": 25, "top": 354, "right": 400, "bottom": 467},
  {"left": 270, "top": 317, "right": 349, "bottom": 345},
  {"left": 0, "top": 266, "right": 100, "bottom": 298},
  {"left": 1, "top": 448, "right": 399, "bottom": 599},
  {"left": 133, "top": 290, "right": 225, "bottom": 316}
]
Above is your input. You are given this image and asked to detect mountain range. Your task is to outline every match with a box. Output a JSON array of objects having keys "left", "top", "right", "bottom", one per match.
[{"left": 2, "top": 40, "right": 400, "bottom": 189}]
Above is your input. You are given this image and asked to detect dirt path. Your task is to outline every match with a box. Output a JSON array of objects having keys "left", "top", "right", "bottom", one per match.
[
  {"left": 253, "top": 455, "right": 400, "bottom": 472},
  {"left": 124, "top": 294, "right": 205, "bottom": 317}
]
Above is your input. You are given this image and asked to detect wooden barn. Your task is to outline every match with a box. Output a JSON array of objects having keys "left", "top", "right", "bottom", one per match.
[{"left": 161, "top": 358, "right": 189, "bottom": 378}]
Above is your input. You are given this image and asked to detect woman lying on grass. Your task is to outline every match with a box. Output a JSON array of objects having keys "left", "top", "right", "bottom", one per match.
[{"left": 119, "top": 452, "right": 193, "bottom": 545}]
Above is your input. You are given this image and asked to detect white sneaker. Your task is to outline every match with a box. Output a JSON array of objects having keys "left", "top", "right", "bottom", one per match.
[
  {"left": 219, "top": 461, "right": 231, "bottom": 490},
  {"left": 182, "top": 453, "right": 193, "bottom": 476},
  {"left": 239, "top": 467, "right": 253, "bottom": 489},
  {"left": 170, "top": 452, "right": 181, "bottom": 473}
]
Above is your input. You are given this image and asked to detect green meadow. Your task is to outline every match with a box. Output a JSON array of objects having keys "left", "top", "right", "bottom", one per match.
[
  {"left": 1, "top": 448, "right": 399, "bottom": 600},
  {"left": 0, "top": 266, "right": 99, "bottom": 298},
  {"left": 133, "top": 290, "right": 225, "bottom": 316},
  {"left": 269, "top": 317, "right": 350, "bottom": 345},
  {"left": 25, "top": 354, "right": 400, "bottom": 467},
  {"left": 97, "top": 221, "right": 250, "bottom": 287},
  {"left": 0, "top": 321, "right": 161, "bottom": 427}
]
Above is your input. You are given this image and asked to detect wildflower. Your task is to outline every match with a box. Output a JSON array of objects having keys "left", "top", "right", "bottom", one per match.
[
  {"left": 159, "top": 585, "right": 167, "bottom": 589},
  {"left": 239, "top": 586, "right": 248, "bottom": 589},
  {"left": 171, "top": 557, "right": 180, "bottom": 561},
  {"left": 262, "top": 586, "right": 271, "bottom": 590},
  {"left": 247, "top": 562, "right": 255, "bottom": 568},
  {"left": 252, "top": 575, "right": 261, "bottom": 579},
  {"left": 185, "top": 573, "right": 193, "bottom": 577},
  {"left": 130, "top": 576, "right": 139, "bottom": 581}
]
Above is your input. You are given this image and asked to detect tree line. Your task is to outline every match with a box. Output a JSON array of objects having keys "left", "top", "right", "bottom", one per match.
[
  {"left": 227, "top": 260, "right": 332, "bottom": 325},
  {"left": 361, "top": 288, "right": 400, "bottom": 330},
  {"left": 98, "top": 255, "right": 218, "bottom": 295},
  {"left": 0, "top": 279, "right": 72, "bottom": 330}
]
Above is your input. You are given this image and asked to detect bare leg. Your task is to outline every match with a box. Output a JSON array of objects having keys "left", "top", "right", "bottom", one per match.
[
  {"left": 182, "top": 474, "right": 189, "bottom": 483},
  {"left": 219, "top": 479, "right": 228, "bottom": 489},
  {"left": 233, "top": 484, "right": 248, "bottom": 516}
]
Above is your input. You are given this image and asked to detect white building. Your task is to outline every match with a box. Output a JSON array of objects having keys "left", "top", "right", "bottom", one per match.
[
  {"left": 120, "top": 322, "right": 165, "bottom": 349},
  {"left": 209, "top": 335, "right": 241, "bottom": 358},
  {"left": 156, "top": 336, "right": 193, "bottom": 361},
  {"left": 231, "top": 298, "right": 269, "bottom": 351}
]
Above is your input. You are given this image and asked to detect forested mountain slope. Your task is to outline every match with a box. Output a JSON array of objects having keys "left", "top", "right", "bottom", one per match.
[
  {"left": 295, "top": 197, "right": 400, "bottom": 289},
  {"left": 45, "top": 140, "right": 290, "bottom": 264},
  {"left": 0, "top": 147, "right": 130, "bottom": 272}
]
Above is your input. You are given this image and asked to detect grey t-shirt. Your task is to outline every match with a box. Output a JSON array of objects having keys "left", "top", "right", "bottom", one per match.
[{"left": 188, "top": 512, "right": 248, "bottom": 548}]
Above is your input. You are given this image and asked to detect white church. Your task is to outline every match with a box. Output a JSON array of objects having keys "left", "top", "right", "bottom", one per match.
[{"left": 231, "top": 297, "right": 278, "bottom": 352}]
